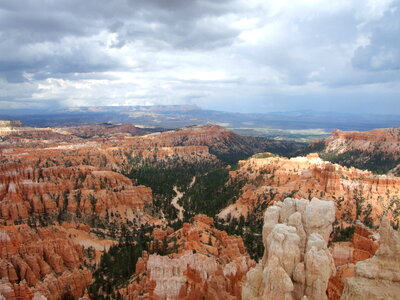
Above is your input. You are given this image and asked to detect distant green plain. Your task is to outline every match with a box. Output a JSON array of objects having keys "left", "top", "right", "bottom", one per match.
[{"left": 231, "top": 127, "right": 330, "bottom": 142}]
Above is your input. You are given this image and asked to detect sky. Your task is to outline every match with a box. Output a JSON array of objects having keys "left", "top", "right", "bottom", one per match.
[{"left": 0, "top": 0, "right": 399, "bottom": 114}]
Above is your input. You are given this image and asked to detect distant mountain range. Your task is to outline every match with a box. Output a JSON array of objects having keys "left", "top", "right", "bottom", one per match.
[{"left": 0, "top": 105, "right": 399, "bottom": 141}]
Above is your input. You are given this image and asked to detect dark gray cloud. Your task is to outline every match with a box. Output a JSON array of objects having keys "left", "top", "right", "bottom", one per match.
[
  {"left": 0, "top": 0, "right": 399, "bottom": 113},
  {"left": 0, "top": 0, "right": 240, "bottom": 83}
]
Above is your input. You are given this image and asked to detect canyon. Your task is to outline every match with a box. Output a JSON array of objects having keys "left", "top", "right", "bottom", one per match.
[{"left": 0, "top": 121, "right": 399, "bottom": 299}]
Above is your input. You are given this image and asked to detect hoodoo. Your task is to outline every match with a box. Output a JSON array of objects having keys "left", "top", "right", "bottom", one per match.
[{"left": 242, "top": 197, "right": 336, "bottom": 300}]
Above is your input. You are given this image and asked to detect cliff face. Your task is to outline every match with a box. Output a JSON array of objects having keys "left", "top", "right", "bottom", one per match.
[
  {"left": 340, "top": 217, "right": 400, "bottom": 300},
  {"left": 326, "top": 128, "right": 400, "bottom": 157},
  {"left": 306, "top": 127, "right": 400, "bottom": 174},
  {"left": 220, "top": 154, "right": 400, "bottom": 226},
  {"left": 0, "top": 163, "right": 152, "bottom": 224},
  {"left": 121, "top": 215, "right": 255, "bottom": 300},
  {"left": 0, "top": 224, "right": 91, "bottom": 300},
  {"left": 242, "top": 197, "right": 336, "bottom": 300}
]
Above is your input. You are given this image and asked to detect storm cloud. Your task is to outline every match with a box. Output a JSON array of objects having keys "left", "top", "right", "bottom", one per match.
[{"left": 0, "top": 0, "right": 399, "bottom": 113}]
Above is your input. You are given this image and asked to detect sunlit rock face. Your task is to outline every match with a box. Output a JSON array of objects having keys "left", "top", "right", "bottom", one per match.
[
  {"left": 0, "top": 124, "right": 231, "bottom": 225},
  {"left": 308, "top": 127, "right": 400, "bottom": 174},
  {"left": 242, "top": 197, "right": 336, "bottom": 300},
  {"left": 324, "top": 127, "right": 400, "bottom": 158},
  {"left": 341, "top": 217, "right": 400, "bottom": 300},
  {"left": 220, "top": 154, "right": 400, "bottom": 226},
  {"left": 120, "top": 215, "right": 255, "bottom": 300}
]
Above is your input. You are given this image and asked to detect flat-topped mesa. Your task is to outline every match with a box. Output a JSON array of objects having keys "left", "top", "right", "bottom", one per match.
[
  {"left": 0, "top": 121, "right": 23, "bottom": 128},
  {"left": 0, "top": 120, "right": 68, "bottom": 141},
  {"left": 329, "top": 127, "right": 400, "bottom": 154},
  {"left": 307, "top": 127, "right": 400, "bottom": 174},
  {"left": 340, "top": 217, "right": 400, "bottom": 300},
  {"left": 0, "top": 120, "right": 25, "bottom": 136},
  {"left": 242, "top": 197, "right": 336, "bottom": 300}
]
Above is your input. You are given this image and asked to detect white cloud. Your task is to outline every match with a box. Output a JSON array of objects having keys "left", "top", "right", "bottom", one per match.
[{"left": 0, "top": 0, "right": 399, "bottom": 113}]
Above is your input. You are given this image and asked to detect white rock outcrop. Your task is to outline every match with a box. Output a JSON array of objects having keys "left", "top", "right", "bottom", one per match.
[
  {"left": 341, "top": 216, "right": 400, "bottom": 300},
  {"left": 147, "top": 251, "right": 219, "bottom": 300},
  {"left": 242, "top": 197, "right": 336, "bottom": 300}
]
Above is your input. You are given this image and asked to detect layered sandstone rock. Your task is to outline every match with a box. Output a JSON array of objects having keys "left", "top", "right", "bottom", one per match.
[
  {"left": 325, "top": 128, "right": 400, "bottom": 158},
  {"left": 1, "top": 124, "right": 263, "bottom": 227},
  {"left": 0, "top": 224, "right": 91, "bottom": 299},
  {"left": 306, "top": 127, "right": 400, "bottom": 174},
  {"left": 0, "top": 164, "right": 152, "bottom": 224},
  {"left": 0, "top": 124, "right": 221, "bottom": 168},
  {"left": 0, "top": 121, "right": 24, "bottom": 137},
  {"left": 341, "top": 217, "right": 400, "bottom": 300},
  {"left": 220, "top": 154, "right": 400, "bottom": 226},
  {"left": 0, "top": 120, "right": 71, "bottom": 141},
  {"left": 0, "top": 124, "right": 295, "bottom": 173},
  {"left": 121, "top": 215, "right": 255, "bottom": 300},
  {"left": 327, "top": 222, "right": 379, "bottom": 300},
  {"left": 242, "top": 197, "right": 336, "bottom": 300}
]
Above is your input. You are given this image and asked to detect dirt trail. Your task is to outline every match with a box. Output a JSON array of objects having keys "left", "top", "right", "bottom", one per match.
[{"left": 171, "top": 176, "right": 195, "bottom": 220}]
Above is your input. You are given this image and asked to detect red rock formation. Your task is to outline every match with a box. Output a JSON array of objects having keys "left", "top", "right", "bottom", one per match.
[
  {"left": 219, "top": 154, "right": 400, "bottom": 226},
  {"left": 0, "top": 124, "right": 235, "bottom": 227},
  {"left": 120, "top": 215, "right": 255, "bottom": 300},
  {"left": 0, "top": 164, "right": 152, "bottom": 224},
  {"left": 307, "top": 127, "right": 400, "bottom": 174},
  {"left": 0, "top": 224, "right": 91, "bottom": 299},
  {"left": 0, "top": 124, "right": 221, "bottom": 174},
  {"left": 341, "top": 217, "right": 400, "bottom": 299},
  {"left": 328, "top": 223, "right": 379, "bottom": 300},
  {"left": 325, "top": 128, "right": 400, "bottom": 158}
]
